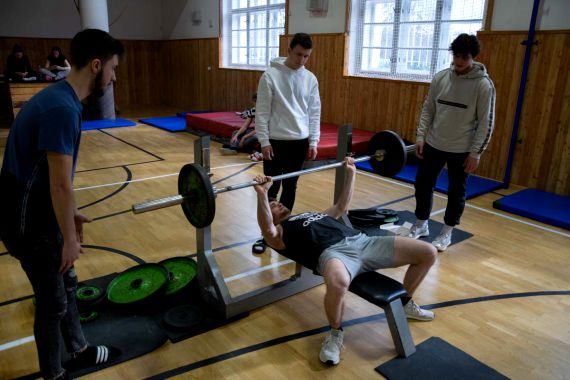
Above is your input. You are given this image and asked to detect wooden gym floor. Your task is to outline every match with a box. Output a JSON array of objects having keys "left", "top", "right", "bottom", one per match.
[{"left": 0, "top": 106, "right": 569, "bottom": 379}]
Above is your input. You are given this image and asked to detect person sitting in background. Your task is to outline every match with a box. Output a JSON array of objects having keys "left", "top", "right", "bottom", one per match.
[
  {"left": 220, "top": 92, "right": 261, "bottom": 159},
  {"left": 39, "top": 46, "right": 71, "bottom": 81},
  {"left": 5, "top": 44, "right": 36, "bottom": 82}
]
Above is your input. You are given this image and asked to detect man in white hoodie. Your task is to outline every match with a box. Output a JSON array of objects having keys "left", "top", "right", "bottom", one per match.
[
  {"left": 252, "top": 33, "right": 321, "bottom": 254},
  {"left": 408, "top": 34, "right": 495, "bottom": 251}
]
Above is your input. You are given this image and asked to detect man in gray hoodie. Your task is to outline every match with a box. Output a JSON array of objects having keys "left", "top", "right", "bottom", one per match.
[
  {"left": 252, "top": 33, "right": 321, "bottom": 254},
  {"left": 408, "top": 34, "right": 495, "bottom": 251}
]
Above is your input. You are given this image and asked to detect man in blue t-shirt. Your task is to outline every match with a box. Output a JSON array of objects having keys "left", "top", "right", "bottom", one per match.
[
  {"left": 0, "top": 29, "right": 124, "bottom": 380},
  {"left": 254, "top": 158, "right": 437, "bottom": 366}
]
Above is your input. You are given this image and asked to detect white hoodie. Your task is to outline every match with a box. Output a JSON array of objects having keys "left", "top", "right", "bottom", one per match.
[
  {"left": 417, "top": 62, "right": 495, "bottom": 157},
  {"left": 256, "top": 57, "right": 321, "bottom": 148}
]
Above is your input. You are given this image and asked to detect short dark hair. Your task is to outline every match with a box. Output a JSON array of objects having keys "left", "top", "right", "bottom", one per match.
[
  {"left": 290, "top": 33, "right": 312, "bottom": 50},
  {"left": 12, "top": 44, "right": 23, "bottom": 54},
  {"left": 70, "top": 29, "right": 124, "bottom": 69},
  {"left": 449, "top": 33, "right": 480, "bottom": 58},
  {"left": 51, "top": 46, "right": 63, "bottom": 55}
]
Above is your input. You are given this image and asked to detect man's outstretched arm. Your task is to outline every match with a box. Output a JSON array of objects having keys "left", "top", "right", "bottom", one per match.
[
  {"left": 324, "top": 157, "right": 356, "bottom": 219},
  {"left": 254, "top": 175, "right": 285, "bottom": 250}
]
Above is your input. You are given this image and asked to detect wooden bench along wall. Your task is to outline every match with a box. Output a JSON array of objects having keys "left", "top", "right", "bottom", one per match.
[{"left": 9, "top": 82, "right": 50, "bottom": 119}]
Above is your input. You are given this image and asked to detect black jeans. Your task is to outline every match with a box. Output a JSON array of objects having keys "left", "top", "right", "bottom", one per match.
[
  {"left": 414, "top": 143, "right": 470, "bottom": 226},
  {"left": 263, "top": 138, "right": 309, "bottom": 211},
  {"left": 1, "top": 232, "right": 87, "bottom": 379}
]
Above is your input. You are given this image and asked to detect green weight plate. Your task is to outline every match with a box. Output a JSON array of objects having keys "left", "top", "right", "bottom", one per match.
[
  {"left": 376, "top": 208, "right": 398, "bottom": 217},
  {"left": 79, "top": 311, "right": 99, "bottom": 323},
  {"left": 368, "top": 130, "right": 407, "bottom": 177},
  {"left": 107, "top": 263, "right": 169, "bottom": 305},
  {"left": 178, "top": 163, "right": 216, "bottom": 228},
  {"left": 159, "top": 257, "right": 198, "bottom": 296},
  {"left": 383, "top": 216, "right": 399, "bottom": 224},
  {"left": 76, "top": 285, "right": 102, "bottom": 301}
]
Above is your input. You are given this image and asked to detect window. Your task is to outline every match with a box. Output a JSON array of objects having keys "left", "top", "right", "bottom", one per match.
[
  {"left": 347, "top": 0, "right": 487, "bottom": 82},
  {"left": 221, "top": 0, "right": 286, "bottom": 70}
]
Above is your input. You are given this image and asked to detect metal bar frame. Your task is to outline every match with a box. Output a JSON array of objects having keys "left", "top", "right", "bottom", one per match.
[{"left": 193, "top": 136, "right": 323, "bottom": 319}]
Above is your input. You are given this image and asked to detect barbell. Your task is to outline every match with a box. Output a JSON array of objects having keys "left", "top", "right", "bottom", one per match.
[{"left": 132, "top": 130, "right": 416, "bottom": 228}]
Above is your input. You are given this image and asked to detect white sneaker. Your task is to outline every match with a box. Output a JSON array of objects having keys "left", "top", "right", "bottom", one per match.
[
  {"left": 432, "top": 230, "right": 452, "bottom": 252},
  {"left": 407, "top": 222, "right": 429, "bottom": 239},
  {"left": 404, "top": 299, "right": 435, "bottom": 321},
  {"left": 319, "top": 330, "right": 344, "bottom": 365}
]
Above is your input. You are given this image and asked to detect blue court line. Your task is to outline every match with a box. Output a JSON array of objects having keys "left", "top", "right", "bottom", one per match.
[{"left": 145, "top": 290, "right": 570, "bottom": 379}]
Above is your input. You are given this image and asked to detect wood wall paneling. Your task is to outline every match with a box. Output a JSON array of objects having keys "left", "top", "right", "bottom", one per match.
[{"left": 1, "top": 30, "right": 569, "bottom": 194}]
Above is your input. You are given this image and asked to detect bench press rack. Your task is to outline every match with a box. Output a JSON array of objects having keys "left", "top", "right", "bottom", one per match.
[{"left": 192, "top": 124, "right": 415, "bottom": 357}]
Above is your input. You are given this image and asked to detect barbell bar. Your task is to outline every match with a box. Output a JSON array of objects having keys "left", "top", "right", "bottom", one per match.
[
  {"left": 132, "top": 130, "right": 416, "bottom": 228},
  {"left": 132, "top": 155, "right": 373, "bottom": 214}
]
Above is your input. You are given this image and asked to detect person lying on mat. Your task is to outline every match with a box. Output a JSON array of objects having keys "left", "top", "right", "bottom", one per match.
[
  {"left": 221, "top": 92, "right": 260, "bottom": 157},
  {"left": 0, "top": 29, "right": 124, "bottom": 380},
  {"left": 253, "top": 157, "right": 437, "bottom": 366}
]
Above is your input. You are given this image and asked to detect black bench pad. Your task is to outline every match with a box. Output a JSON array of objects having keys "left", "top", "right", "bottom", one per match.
[{"left": 349, "top": 271, "right": 407, "bottom": 307}]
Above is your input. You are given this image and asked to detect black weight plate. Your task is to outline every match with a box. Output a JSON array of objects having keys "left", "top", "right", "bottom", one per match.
[
  {"left": 348, "top": 206, "right": 386, "bottom": 219},
  {"left": 178, "top": 163, "right": 216, "bottom": 228},
  {"left": 107, "top": 263, "right": 169, "bottom": 306},
  {"left": 368, "top": 130, "right": 407, "bottom": 177},
  {"left": 348, "top": 214, "right": 384, "bottom": 228},
  {"left": 162, "top": 304, "right": 204, "bottom": 330}
]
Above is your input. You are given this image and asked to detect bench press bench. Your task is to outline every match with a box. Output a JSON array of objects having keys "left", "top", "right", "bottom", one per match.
[{"left": 349, "top": 271, "right": 416, "bottom": 357}]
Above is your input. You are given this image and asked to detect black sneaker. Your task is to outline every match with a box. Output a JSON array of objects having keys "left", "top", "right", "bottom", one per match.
[
  {"left": 252, "top": 239, "right": 267, "bottom": 254},
  {"left": 64, "top": 345, "right": 122, "bottom": 371}
]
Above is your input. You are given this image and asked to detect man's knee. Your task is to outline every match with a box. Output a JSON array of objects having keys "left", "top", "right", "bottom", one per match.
[
  {"left": 393, "top": 237, "right": 437, "bottom": 266},
  {"left": 419, "top": 242, "right": 437, "bottom": 266},
  {"left": 324, "top": 260, "right": 350, "bottom": 294}
]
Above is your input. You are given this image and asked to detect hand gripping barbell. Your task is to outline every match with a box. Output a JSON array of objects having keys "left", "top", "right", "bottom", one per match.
[{"left": 132, "top": 130, "right": 416, "bottom": 228}]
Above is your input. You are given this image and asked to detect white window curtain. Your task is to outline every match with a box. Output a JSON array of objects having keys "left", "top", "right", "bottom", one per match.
[
  {"left": 221, "top": 0, "right": 286, "bottom": 70},
  {"left": 348, "top": 0, "right": 486, "bottom": 82}
]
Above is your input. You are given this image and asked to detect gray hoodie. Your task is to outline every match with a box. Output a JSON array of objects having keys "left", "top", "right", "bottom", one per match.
[
  {"left": 417, "top": 62, "right": 495, "bottom": 157},
  {"left": 256, "top": 57, "right": 321, "bottom": 148}
]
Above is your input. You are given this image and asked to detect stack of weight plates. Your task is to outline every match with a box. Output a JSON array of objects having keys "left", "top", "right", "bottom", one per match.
[
  {"left": 106, "top": 257, "right": 198, "bottom": 312},
  {"left": 348, "top": 207, "right": 399, "bottom": 227}
]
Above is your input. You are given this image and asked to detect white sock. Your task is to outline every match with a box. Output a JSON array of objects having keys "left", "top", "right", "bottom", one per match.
[
  {"left": 441, "top": 224, "right": 453, "bottom": 235},
  {"left": 415, "top": 219, "right": 428, "bottom": 227}
]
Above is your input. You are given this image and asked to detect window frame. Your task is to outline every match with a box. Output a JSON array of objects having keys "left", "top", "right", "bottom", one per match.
[
  {"left": 347, "top": 0, "right": 489, "bottom": 82},
  {"left": 220, "top": 0, "right": 287, "bottom": 71}
]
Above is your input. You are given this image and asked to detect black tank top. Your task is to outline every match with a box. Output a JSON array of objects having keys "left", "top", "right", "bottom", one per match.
[{"left": 279, "top": 212, "right": 359, "bottom": 270}]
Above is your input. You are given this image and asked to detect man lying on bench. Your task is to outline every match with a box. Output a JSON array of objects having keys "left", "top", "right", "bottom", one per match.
[{"left": 253, "top": 157, "right": 437, "bottom": 366}]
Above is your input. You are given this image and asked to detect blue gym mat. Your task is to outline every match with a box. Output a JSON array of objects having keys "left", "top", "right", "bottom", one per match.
[
  {"left": 81, "top": 118, "right": 136, "bottom": 131},
  {"left": 493, "top": 188, "right": 570, "bottom": 230},
  {"left": 176, "top": 110, "right": 213, "bottom": 118},
  {"left": 356, "top": 161, "right": 503, "bottom": 199},
  {"left": 139, "top": 115, "right": 187, "bottom": 132}
]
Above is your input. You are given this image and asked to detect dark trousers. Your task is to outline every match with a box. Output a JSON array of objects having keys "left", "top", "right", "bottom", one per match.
[
  {"left": 414, "top": 143, "right": 470, "bottom": 226},
  {"left": 1, "top": 232, "right": 87, "bottom": 379},
  {"left": 263, "top": 138, "right": 309, "bottom": 211}
]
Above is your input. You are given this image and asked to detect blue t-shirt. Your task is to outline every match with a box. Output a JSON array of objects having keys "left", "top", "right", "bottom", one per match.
[{"left": 1, "top": 80, "right": 82, "bottom": 236}]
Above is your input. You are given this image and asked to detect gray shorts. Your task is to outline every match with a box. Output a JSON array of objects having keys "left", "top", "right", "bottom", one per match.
[{"left": 316, "top": 233, "right": 395, "bottom": 281}]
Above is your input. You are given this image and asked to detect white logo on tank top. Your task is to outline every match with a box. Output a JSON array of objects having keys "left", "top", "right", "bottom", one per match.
[{"left": 289, "top": 212, "right": 327, "bottom": 227}]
